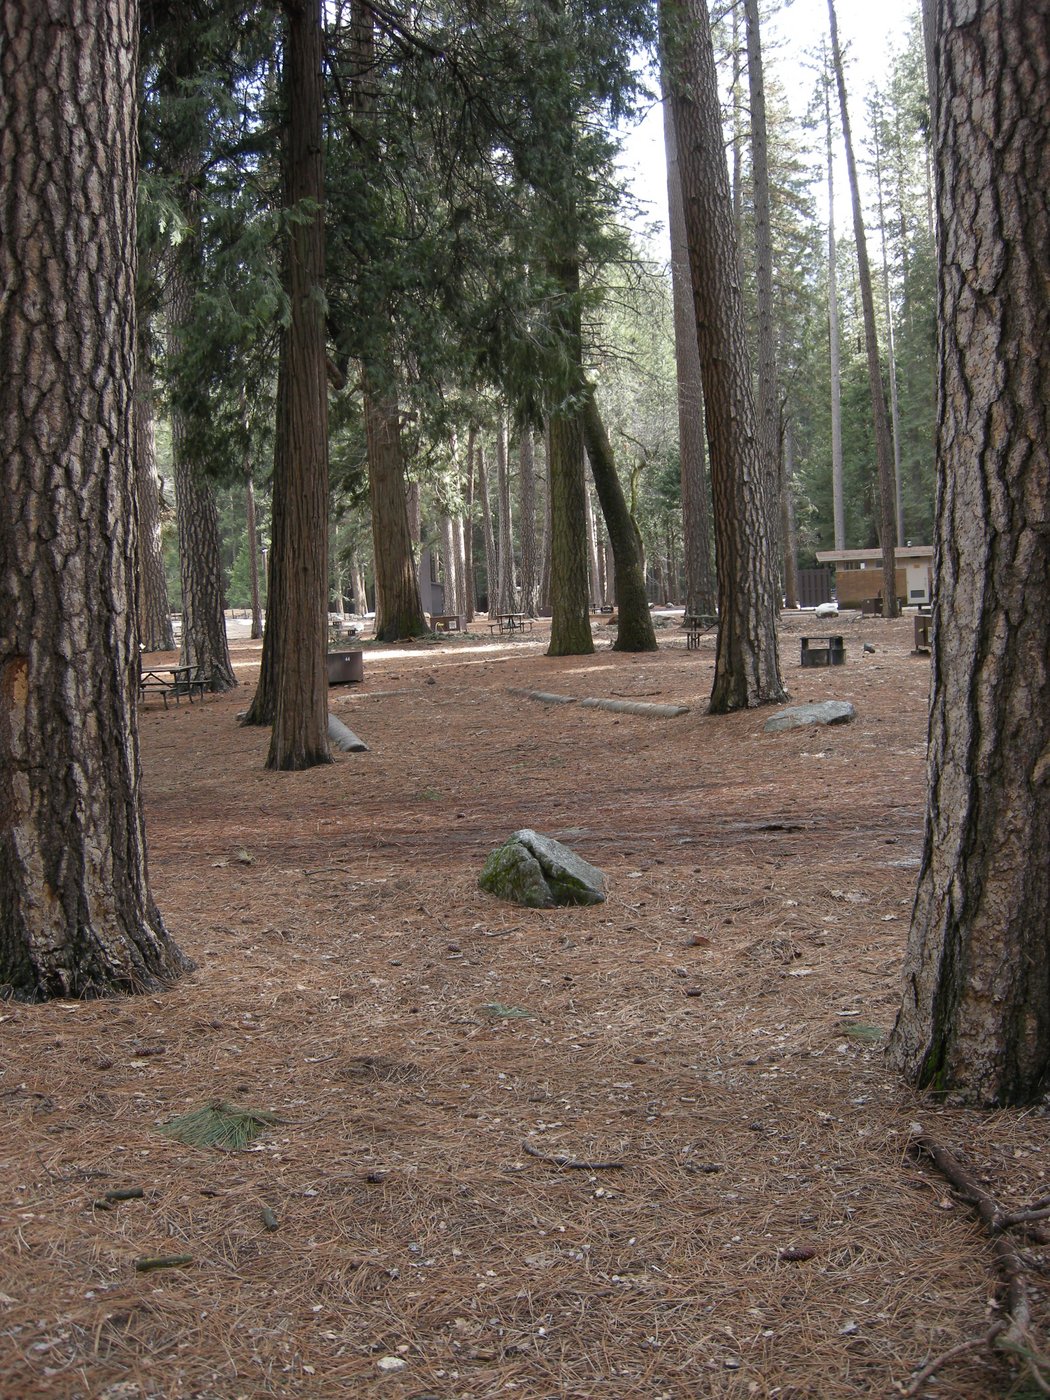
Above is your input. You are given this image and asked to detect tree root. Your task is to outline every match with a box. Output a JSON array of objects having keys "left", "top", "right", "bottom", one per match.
[{"left": 905, "top": 1132, "right": 1050, "bottom": 1396}]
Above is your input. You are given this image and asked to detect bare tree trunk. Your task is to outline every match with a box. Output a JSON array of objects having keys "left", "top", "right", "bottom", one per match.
[
  {"left": 366, "top": 381, "right": 426, "bottom": 639},
  {"left": 872, "top": 110, "right": 906, "bottom": 546},
  {"left": 662, "top": 0, "right": 786, "bottom": 711},
  {"left": 829, "top": 0, "right": 898, "bottom": 615},
  {"left": 263, "top": 0, "right": 331, "bottom": 771},
  {"left": 476, "top": 436, "right": 498, "bottom": 614},
  {"left": 494, "top": 415, "right": 516, "bottom": 613},
  {"left": 462, "top": 425, "right": 477, "bottom": 620},
  {"left": 824, "top": 47, "right": 846, "bottom": 552},
  {"left": 663, "top": 92, "right": 715, "bottom": 616},
  {"left": 246, "top": 475, "right": 263, "bottom": 640},
  {"left": 889, "top": 0, "right": 1050, "bottom": 1107},
  {"left": 743, "top": 0, "right": 783, "bottom": 579},
  {"left": 440, "top": 514, "right": 457, "bottom": 616},
  {"left": 0, "top": 0, "right": 191, "bottom": 998},
  {"left": 781, "top": 419, "right": 799, "bottom": 609},
  {"left": 134, "top": 349, "right": 175, "bottom": 652},
  {"left": 518, "top": 431, "right": 539, "bottom": 617},
  {"left": 584, "top": 487, "right": 602, "bottom": 607}
]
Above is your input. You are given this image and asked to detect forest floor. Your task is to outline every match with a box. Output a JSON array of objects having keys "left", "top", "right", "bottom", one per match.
[{"left": 2, "top": 611, "right": 1048, "bottom": 1400}]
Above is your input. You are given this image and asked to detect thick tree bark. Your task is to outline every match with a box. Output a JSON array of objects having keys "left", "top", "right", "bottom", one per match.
[
  {"left": 134, "top": 349, "right": 175, "bottom": 652},
  {"left": 351, "top": 0, "right": 426, "bottom": 643},
  {"left": 661, "top": 0, "right": 786, "bottom": 711},
  {"left": 518, "top": 432, "right": 539, "bottom": 617},
  {"left": 0, "top": 0, "right": 191, "bottom": 999},
  {"left": 662, "top": 93, "right": 715, "bottom": 618},
  {"left": 829, "top": 0, "right": 899, "bottom": 615},
  {"left": 547, "top": 397, "right": 593, "bottom": 656},
  {"left": 365, "top": 379, "right": 427, "bottom": 640},
  {"left": 781, "top": 420, "right": 799, "bottom": 610},
  {"left": 263, "top": 0, "right": 331, "bottom": 770},
  {"left": 582, "top": 390, "right": 658, "bottom": 653},
  {"left": 889, "top": 0, "right": 1050, "bottom": 1106},
  {"left": 743, "top": 0, "right": 783, "bottom": 581}
]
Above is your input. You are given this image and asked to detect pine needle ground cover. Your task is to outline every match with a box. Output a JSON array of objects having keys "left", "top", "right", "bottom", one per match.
[{"left": 1, "top": 613, "right": 1045, "bottom": 1399}]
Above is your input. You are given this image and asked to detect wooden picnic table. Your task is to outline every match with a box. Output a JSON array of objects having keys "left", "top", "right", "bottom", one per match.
[
  {"left": 490, "top": 612, "right": 530, "bottom": 635},
  {"left": 139, "top": 664, "right": 208, "bottom": 708}
]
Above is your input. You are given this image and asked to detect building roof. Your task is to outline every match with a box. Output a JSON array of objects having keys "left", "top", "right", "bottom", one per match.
[{"left": 815, "top": 546, "right": 934, "bottom": 564}]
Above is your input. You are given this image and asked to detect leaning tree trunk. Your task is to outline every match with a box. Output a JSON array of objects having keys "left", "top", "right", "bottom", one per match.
[
  {"left": 0, "top": 0, "right": 192, "bottom": 999},
  {"left": 134, "top": 349, "right": 175, "bottom": 652},
  {"left": 663, "top": 90, "right": 715, "bottom": 617},
  {"left": 829, "top": 0, "right": 898, "bottom": 615},
  {"left": 888, "top": 0, "right": 1050, "bottom": 1108},
  {"left": 661, "top": 0, "right": 786, "bottom": 711},
  {"left": 582, "top": 388, "right": 658, "bottom": 652}
]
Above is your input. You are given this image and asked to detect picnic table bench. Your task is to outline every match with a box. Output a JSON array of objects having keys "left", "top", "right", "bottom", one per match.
[
  {"left": 683, "top": 613, "right": 718, "bottom": 649},
  {"left": 139, "top": 664, "right": 209, "bottom": 708},
  {"left": 489, "top": 612, "right": 532, "bottom": 635}
]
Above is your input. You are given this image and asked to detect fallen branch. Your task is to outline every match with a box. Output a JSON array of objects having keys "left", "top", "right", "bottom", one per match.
[
  {"left": 908, "top": 1132, "right": 1050, "bottom": 1394},
  {"left": 522, "top": 1141, "right": 625, "bottom": 1171}
]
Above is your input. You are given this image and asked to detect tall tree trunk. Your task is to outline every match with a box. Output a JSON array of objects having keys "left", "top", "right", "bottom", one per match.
[
  {"left": 584, "top": 487, "right": 602, "bottom": 607},
  {"left": 134, "top": 349, "right": 175, "bottom": 652},
  {"left": 263, "top": 0, "right": 331, "bottom": 771},
  {"left": 462, "top": 426, "right": 477, "bottom": 621},
  {"left": 582, "top": 389, "right": 658, "bottom": 652},
  {"left": 0, "top": 0, "right": 191, "bottom": 998},
  {"left": 872, "top": 111, "right": 906, "bottom": 547},
  {"left": 889, "top": 0, "right": 1050, "bottom": 1108},
  {"left": 168, "top": 253, "right": 238, "bottom": 692},
  {"left": 518, "top": 431, "right": 539, "bottom": 617},
  {"left": 781, "top": 419, "right": 799, "bottom": 609},
  {"left": 246, "top": 475, "right": 263, "bottom": 639},
  {"left": 661, "top": 0, "right": 786, "bottom": 711},
  {"left": 476, "top": 436, "right": 498, "bottom": 614},
  {"left": 494, "top": 415, "right": 516, "bottom": 614},
  {"left": 663, "top": 92, "right": 715, "bottom": 617},
  {"left": 824, "top": 47, "right": 846, "bottom": 552},
  {"left": 545, "top": 247, "right": 593, "bottom": 657},
  {"left": 829, "top": 0, "right": 899, "bottom": 615},
  {"left": 743, "top": 0, "right": 782, "bottom": 579},
  {"left": 366, "top": 380, "right": 426, "bottom": 639},
  {"left": 440, "top": 514, "right": 457, "bottom": 616},
  {"left": 351, "top": 0, "right": 426, "bottom": 642}
]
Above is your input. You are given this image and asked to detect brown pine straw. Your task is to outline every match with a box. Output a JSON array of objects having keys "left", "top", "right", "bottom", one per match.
[{"left": 1, "top": 613, "right": 1047, "bottom": 1399}]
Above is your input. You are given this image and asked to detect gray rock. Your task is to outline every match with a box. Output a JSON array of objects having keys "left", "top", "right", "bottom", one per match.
[
  {"left": 763, "top": 700, "right": 856, "bottom": 733},
  {"left": 479, "top": 828, "right": 606, "bottom": 908}
]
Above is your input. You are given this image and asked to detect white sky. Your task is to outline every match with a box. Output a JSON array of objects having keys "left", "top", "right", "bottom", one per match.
[{"left": 617, "top": 0, "right": 922, "bottom": 256}]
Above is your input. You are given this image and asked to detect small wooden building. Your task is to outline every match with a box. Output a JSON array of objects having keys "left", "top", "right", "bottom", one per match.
[{"left": 815, "top": 546, "right": 934, "bottom": 610}]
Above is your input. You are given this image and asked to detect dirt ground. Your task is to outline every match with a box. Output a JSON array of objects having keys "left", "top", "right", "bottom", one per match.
[{"left": 2, "top": 611, "right": 1047, "bottom": 1400}]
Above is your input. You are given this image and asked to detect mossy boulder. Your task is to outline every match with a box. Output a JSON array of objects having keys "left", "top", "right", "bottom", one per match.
[{"left": 479, "top": 829, "right": 607, "bottom": 908}]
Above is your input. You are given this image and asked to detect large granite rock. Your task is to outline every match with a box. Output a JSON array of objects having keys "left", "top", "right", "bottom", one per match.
[
  {"left": 479, "top": 829, "right": 607, "bottom": 908},
  {"left": 764, "top": 700, "right": 856, "bottom": 733}
]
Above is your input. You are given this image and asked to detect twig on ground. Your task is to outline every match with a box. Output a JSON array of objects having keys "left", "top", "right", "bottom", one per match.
[{"left": 521, "top": 1141, "right": 625, "bottom": 1170}]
